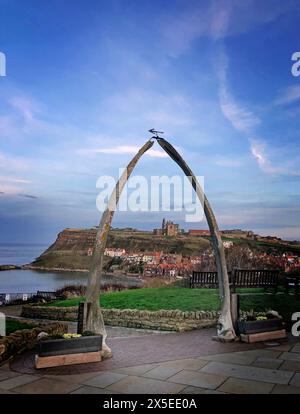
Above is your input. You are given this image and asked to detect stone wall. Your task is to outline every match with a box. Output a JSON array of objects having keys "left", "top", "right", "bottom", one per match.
[
  {"left": 102, "top": 309, "right": 218, "bottom": 331},
  {"left": 21, "top": 305, "right": 219, "bottom": 332},
  {"left": 22, "top": 305, "right": 78, "bottom": 321},
  {"left": 0, "top": 322, "right": 67, "bottom": 364}
]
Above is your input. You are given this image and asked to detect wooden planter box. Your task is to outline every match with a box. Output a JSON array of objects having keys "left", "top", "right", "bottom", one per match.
[
  {"left": 35, "top": 335, "right": 102, "bottom": 369},
  {"left": 237, "top": 319, "right": 286, "bottom": 343}
]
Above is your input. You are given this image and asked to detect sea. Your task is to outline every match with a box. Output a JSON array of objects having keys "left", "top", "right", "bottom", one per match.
[{"left": 0, "top": 243, "right": 141, "bottom": 294}]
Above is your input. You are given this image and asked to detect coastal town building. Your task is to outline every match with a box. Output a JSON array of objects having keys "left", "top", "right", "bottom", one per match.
[
  {"left": 104, "top": 248, "right": 126, "bottom": 258},
  {"left": 141, "top": 251, "right": 162, "bottom": 264},
  {"left": 223, "top": 241, "right": 234, "bottom": 248},
  {"left": 90, "top": 240, "right": 300, "bottom": 278},
  {"left": 188, "top": 229, "right": 210, "bottom": 236}
]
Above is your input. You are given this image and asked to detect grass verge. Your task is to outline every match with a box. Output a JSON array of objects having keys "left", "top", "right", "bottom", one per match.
[{"left": 5, "top": 320, "right": 36, "bottom": 336}]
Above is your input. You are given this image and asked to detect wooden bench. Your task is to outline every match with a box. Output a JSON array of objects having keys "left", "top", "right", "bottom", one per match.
[
  {"left": 190, "top": 269, "right": 279, "bottom": 292},
  {"left": 231, "top": 269, "right": 279, "bottom": 293},
  {"left": 36, "top": 291, "right": 57, "bottom": 300},
  {"left": 189, "top": 271, "right": 218, "bottom": 288}
]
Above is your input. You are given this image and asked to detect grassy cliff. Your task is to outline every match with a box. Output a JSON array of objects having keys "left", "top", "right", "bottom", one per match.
[
  {"left": 29, "top": 228, "right": 210, "bottom": 271},
  {"left": 28, "top": 227, "right": 300, "bottom": 271}
]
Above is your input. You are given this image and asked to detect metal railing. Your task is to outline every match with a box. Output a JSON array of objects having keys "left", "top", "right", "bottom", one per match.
[{"left": 0, "top": 291, "right": 56, "bottom": 305}]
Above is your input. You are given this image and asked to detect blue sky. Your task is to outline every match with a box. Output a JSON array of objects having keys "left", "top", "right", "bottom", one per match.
[{"left": 0, "top": 0, "right": 300, "bottom": 243}]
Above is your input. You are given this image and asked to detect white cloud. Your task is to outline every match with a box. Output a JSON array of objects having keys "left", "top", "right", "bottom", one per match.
[
  {"left": 219, "top": 91, "right": 260, "bottom": 133},
  {"left": 275, "top": 85, "right": 300, "bottom": 105},
  {"left": 162, "top": 0, "right": 293, "bottom": 56},
  {"left": 218, "top": 51, "right": 260, "bottom": 133},
  {"left": 0, "top": 183, "right": 23, "bottom": 195},
  {"left": 217, "top": 50, "right": 289, "bottom": 176},
  {"left": 7, "top": 92, "right": 74, "bottom": 140},
  {"left": 0, "top": 173, "right": 32, "bottom": 196},
  {"left": 0, "top": 176, "right": 31, "bottom": 184},
  {"left": 250, "top": 140, "right": 283, "bottom": 175},
  {"left": 9, "top": 95, "right": 41, "bottom": 122},
  {"left": 210, "top": 0, "right": 232, "bottom": 39}
]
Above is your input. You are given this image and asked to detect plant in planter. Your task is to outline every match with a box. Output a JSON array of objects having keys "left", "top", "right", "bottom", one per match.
[
  {"left": 35, "top": 331, "right": 102, "bottom": 369},
  {"left": 238, "top": 310, "right": 286, "bottom": 343}
]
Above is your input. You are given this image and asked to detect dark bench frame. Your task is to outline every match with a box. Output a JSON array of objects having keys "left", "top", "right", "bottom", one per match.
[
  {"left": 231, "top": 269, "right": 279, "bottom": 293},
  {"left": 36, "top": 291, "right": 57, "bottom": 300},
  {"left": 189, "top": 271, "right": 219, "bottom": 288},
  {"left": 190, "top": 268, "right": 279, "bottom": 292}
]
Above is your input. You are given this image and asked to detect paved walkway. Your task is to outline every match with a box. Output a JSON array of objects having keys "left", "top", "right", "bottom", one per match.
[{"left": 1, "top": 328, "right": 300, "bottom": 394}]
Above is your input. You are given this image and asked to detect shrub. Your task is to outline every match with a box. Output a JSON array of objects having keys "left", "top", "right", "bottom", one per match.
[
  {"left": 82, "top": 330, "right": 96, "bottom": 336},
  {"left": 55, "top": 284, "right": 86, "bottom": 299}
]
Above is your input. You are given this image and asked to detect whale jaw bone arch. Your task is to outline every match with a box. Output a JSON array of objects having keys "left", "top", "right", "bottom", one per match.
[{"left": 85, "top": 137, "right": 236, "bottom": 352}]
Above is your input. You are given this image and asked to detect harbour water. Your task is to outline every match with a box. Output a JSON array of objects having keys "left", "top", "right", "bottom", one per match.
[{"left": 0, "top": 243, "right": 141, "bottom": 293}]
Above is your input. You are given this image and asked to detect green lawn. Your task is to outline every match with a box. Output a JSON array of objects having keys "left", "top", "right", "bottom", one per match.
[
  {"left": 46, "top": 286, "right": 299, "bottom": 321},
  {"left": 5, "top": 320, "right": 36, "bottom": 336},
  {"left": 48, "top": 288, "right": 222, "bottom": 311}
]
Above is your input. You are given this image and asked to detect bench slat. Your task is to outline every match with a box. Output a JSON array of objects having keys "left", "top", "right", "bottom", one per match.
[{"left": 191, "top": 269, "right": 279, "bottom": 290}]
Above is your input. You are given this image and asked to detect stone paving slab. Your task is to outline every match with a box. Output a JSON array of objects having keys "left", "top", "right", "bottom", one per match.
[
  {"left": 71, "top": 385, "right": 119, "bottom": 394},
  {"left": 199, "top": 349, "right": 282, "bottom": 367},
  {"left": 251, "top": 357, "right": 283, "bottom": 370},
  {"left": 83, "top": 372, "right": 127, "bottom": 388},
  {"left": 142, "top": 366, "right": 183, "bottom": 380},
  {"left": 12, "top": 378, "right": 81, "bottom": 394},
  {"left": 0, "top": 389, "right": 16, "bottom": 394},
  {"left": 43, "top": 372, "right": 100, "bottom": 384},
  {"left": 266, "top": 344, "right": 293, "bottom": 352},
  {"left": 291, "top": 343, "right": 300, "bottom": 353},
  {"left": 290, "top": 373, "right": 300, "bottom": 387},
  {"left": 279, "top": 360, "right": 300, "bottom": 372},
  {"left": 179, "top": 386, "right": 225, "bottom": 394},
  {"left": 271, "top": 384, "right": 300, "bottom": 394},
  {"left": 107, "top": 375, "right": 185, "bottom": 394},
  {"left": 0, "top": 370, "right": 21, "bottom": 382},
  {"left": 167, "top": 369, "right": 227, "bottom": 390},
  {"left": 218, "top": 377, "right": 274, "bottom": 394},
  {"left": 198, "top": 352, "right": 257, "bottom": 366},
  {"left": 0, "top": 374, "right": 39, "bottom": 390},
  {"left": 235, "top": 349, "right": 282, "bottom": 359},
  {"left": 106, "top": 326, "right": 172, "bottom": 339},
  {"left": 279, "top": 352, "right": 300, "bottom": 362},
  {"left": 111, "top": 363, "right": 158, "bottom": 376},
  {"left": 160, "top": 358, "right": 208, "bottom": 371},
  {"left": 201, "top": 361, "right": 294, "bottom": 385}
]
